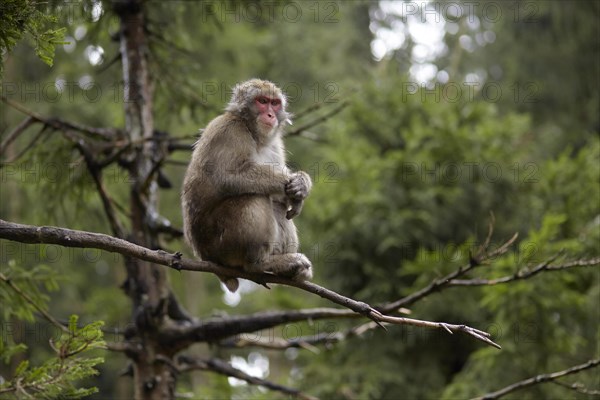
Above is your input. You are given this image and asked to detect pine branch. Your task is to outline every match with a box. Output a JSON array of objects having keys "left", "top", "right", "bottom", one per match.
[{"left": 0, "top": 272, "right": 69, "bottom": 334}]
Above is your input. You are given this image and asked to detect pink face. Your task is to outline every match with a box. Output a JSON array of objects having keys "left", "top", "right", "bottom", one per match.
[{"left": 255, "top": 96, "right": 282, "bottom": 128}]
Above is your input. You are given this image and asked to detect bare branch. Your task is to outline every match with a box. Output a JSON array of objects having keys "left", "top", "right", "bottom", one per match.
[
  {"left": 3, "top": 97, "right": 116, "bottom": 139},
  {"left": 449, "top": 256, "right": 600, "bottom": 286},
  {"left": 1, "top": 96, "right": 120, "bottom": 141},
  {"left": 0, "top": 219, "right": 501, "bottom": 349},
  {"left": 139, "top": 153, "right": 166, "bottom": 193},
  {"left": 0, "top": 116, "right": 35, "bottom": 154},
  {"left": 286, "top": 101, "right": 348, "bottom": 138},
  {"left": 381, "top": 233, "right": 519, "bottom": 312},
  {"left": 551, "top": 380, "right": 600, "bottom": 395},
  {"left": 473, "top": 359, "right": 600, "bottom": 400},
  {"left": 479, "top": 211, "right": 495, "bottom": 257},
  {"left": 375, "top": 314, "right": 501, "bottom": 349},
  {"left": 177, "top": 355, "right": 318, "bottom": 400},
  {"left": 293, "top": 102, "right": 328, "bottom": 120},
  {"left": 160, "top": 308, "right": 359, "bottom": 350},
  {"left": 0, "top": 219, "right": 382, "bottom": 319},
  {"left": 97, "top": 142, "right": 132, "bottom": 169},
  {"left": 74, "top": 141, "right": 126, "bottom": 238},
  {"left": 105, "top": 342, "right": 135, "bottom": 353},
  {"left": 220, "top": 320, "right": 381, "bottom": 351},
  {"left": 2, "top": 124, "right": 50, "bottom": 164}
]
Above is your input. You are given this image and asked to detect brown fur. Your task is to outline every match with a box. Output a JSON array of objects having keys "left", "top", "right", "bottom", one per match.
[{"left": 181, "top": 80, "right": 312, "bottom": 292}]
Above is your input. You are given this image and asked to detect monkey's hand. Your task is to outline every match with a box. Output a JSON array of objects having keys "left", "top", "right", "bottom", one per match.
[
  {"left": 285, "top": 172, "right": 311, "bottom": 219},
  {"left": 286, "top": 199, "right": 304, "bottom": 220},
  {"left": 285, "top": 171, "right": 312, "bottom": 201}
]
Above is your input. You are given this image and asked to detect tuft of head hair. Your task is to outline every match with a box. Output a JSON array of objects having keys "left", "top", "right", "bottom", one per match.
[{"left": 226, "top": 79, "right": 288, "bottom": 114}]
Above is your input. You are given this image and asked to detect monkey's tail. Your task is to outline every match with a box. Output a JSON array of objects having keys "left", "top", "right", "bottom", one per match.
[{"left": 219, "top": 275, "right": 240, "bottom": 292}]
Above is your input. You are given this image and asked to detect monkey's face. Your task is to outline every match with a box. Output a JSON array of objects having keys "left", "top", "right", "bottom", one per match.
[
  {"left": 254, "top": 95, "right": 282, "bottom": 132},
  {"left": 225, "top": 79, "right": 291, "bottom": 136}
]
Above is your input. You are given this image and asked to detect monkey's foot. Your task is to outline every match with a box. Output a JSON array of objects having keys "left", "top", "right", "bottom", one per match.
[
  {"left": 256, "top": 253, "right": 313, "bottom": 281},
  {"left": 290, "top": 253, "right": 313, "bottom": 281}
]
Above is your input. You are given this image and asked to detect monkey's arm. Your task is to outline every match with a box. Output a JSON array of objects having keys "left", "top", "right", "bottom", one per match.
[
  {"left": 225, "top": 159, "right": 289, "bottom": 195},
  {"left": 207, "top": 131, "right": 290, "bottom": 196}
]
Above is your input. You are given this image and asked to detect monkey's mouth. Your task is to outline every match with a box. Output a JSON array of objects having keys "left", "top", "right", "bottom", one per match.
[{"left": 259, "top": 119, "right": 277, "bottom": 129}]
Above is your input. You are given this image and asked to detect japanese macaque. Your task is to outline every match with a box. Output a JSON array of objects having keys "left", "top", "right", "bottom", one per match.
[{"left": 181, "top": 79, "right": 313, "bottom": 292}]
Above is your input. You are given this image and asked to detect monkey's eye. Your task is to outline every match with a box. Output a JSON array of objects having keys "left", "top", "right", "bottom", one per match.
[
  {"left": 256, "top": 97, "right": 269, "bottom": 104},
  {"left": 271, "top": 99, "right": 281, "bottom": 106}
]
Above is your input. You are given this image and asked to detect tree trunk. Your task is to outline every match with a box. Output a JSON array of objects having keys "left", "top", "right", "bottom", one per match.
[{"left": 114, "top": 0, "right": 175, "bottom": 398}]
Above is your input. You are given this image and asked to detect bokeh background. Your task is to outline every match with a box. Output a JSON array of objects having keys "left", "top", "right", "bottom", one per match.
[{"left": 1, "top": 1, "right": 598, "bottom": 398}]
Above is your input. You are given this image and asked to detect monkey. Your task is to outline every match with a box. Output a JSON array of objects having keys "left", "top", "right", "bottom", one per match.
[{"left": 181, "top": 79, "right": 313, "bottom": 292}]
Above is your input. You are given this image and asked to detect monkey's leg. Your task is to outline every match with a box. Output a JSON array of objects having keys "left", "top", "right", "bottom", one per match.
[{"left": 244, "top": 209, "right": 313, "bottom": 280}]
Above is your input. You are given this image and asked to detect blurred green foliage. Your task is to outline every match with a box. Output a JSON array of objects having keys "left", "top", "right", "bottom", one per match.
[{"left": 0, "top": 0, "right": 598, "bottom": 398}]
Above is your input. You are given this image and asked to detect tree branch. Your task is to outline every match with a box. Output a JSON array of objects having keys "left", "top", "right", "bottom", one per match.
[
  {"left": 74, "top": 141, "right": 126, "bottom": 238},
  {"left": 1, "top": 95, "right": 120, "bottom": 141},
  {"left": 0, "top": 219, "right": 501, "bottom": 349},
  {"left": 219, "top": 320, "right": 381, "bottom": 351},
  {"left": 176, "top": 355, "right": 318, "bottom": 400},
  {"left": 287, "top": 101, "right": 348, "bottom": 138},
  {"left": 473, "top": 359, "right": 600, "bottom": 400},
  {"left": 381, "top": 233, "right": 519, "bottom": 312},
  {"left": 0, "top": 116, "right": 35, "bottom": 154},
  {"left": 449, "top": 256, "right": 600, "bottom": 286},
  {"left": 0, "top": 272, "right": 69, "bottom": 334},
  {"left": 159, "top": 308, "right": 358, "bottom": 351},
  {"left": 550, "top": 379, "right": 600, "bottom": 395},
  {"left": 2, "top": 124, "right": 50, "bottom": 164}
]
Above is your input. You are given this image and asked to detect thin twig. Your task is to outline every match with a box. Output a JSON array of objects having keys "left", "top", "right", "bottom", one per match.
[
  {"left": 2, "top": 124, "right": 50, "bottom": 164},
  {"left": 1, "top": 96, "right": 119, "bottom": 140},
  {"left": 0, "top": 116, "right": 34, "bottom": 154},
  {"left": 74, "top": 141, "right": 126, "bottom": 238},
  {"left": 550, "top": 380, "right": 600, "bottom": 395},
  {"left": 220, "top": 320, "right": 387, "bottom": 351},
  {"left": 139, "top": 154, "right": 166, "bottom": 193},
  {"left": 381, "top": 233, "right": 519, "bottom": 312},
  {"left": 177, "top": 355, "right": 318, "bottom": 400},
  {"left": 293, "top": 102, "right": 327, "bottom": 120},
  {"left": 0, "top": 272, "right": 69, "bottom": 333},
  {"left": 479, "top": 211, "right": 495, "bottom": 258},
  {"left": 449, "top": 256, "right": 599, "bottom": 286},
  {"left": 374, "top": 314, "right": 500, "bottom": 349},
  {"left": 287, "top": 101, "right": 348, "bottom": 137},
  {"left": 473, "top": 359, "right": 600, "bottom": 400}
]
